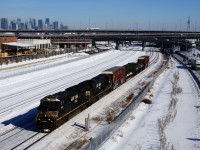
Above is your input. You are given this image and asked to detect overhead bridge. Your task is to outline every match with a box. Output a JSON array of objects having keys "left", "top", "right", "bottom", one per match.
[{"left": 1, "top": 29, "right": 200, "bottom": 50}]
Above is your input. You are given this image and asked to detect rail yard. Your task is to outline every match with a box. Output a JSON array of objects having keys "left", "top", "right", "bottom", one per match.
[{"left": 0, "top": 45, "right": 163, "bottom": 149}]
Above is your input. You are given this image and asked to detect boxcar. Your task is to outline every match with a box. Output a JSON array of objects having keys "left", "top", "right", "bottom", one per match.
[
  {"left": 138, "top": 55, "right": 149, "bottom": 69},
  {"left": 102, "top": 66, "right": 126, "bottom": 89},
  {"left": 124, "top": 63, "right": 141, "bottom": 80}
]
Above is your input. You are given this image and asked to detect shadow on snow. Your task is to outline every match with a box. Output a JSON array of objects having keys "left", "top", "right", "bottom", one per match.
[
  {"left": 2, "top": 107, "right": 37, "bottom": 132},
  {"left": 186, "top": 138, "right": 200, "bottom": 141}
]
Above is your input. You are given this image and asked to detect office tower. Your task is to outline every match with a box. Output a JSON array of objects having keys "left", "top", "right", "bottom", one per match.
[
  {"left": 10, "top": 20, "right": 18, "bottom": 30},
  {"left": 45, "top": 18, "right": 50, "bottom": 29},
  {"left": 20, "top": 22, "right": 25, "bottom": 30},
  {"left": 38, "top": 19, "right": 43, "bottom": 30},
  {"left": 29, "top": 18, "right": 36, "bottom": 29},
  {"left": 53, "top": 21, "right": 59, "bottom": 29},
  {"left": 1, "top": 18, "right": 9, "bottom": 29},
  {"left": 60, "top": 22, "right": 63, "bottom": 30},
  {"left": 17, "top": 18, "right": 21, "bottom": 29}
]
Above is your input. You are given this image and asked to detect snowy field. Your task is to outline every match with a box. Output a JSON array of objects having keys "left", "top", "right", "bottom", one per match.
[
  {"left": 0, "top": 46, "right": 158, "bottom": 149},
  {"left": 99, "top": 58, "right": 200, "bottom": 150},
  {"left": 30, "top": 48, "right": 163, "bottom": 150},
  {"left": 1, "top": 45, "right": 198, "bottom": 150}
]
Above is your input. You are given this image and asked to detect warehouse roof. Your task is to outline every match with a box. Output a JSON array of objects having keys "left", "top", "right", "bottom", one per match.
[{"left": 3, "top": 42, "right": 35, "bottom": 48}]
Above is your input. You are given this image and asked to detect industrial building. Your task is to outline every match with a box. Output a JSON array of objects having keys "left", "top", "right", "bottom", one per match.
[{"left": 18, "top": 39, "right": 51, "bottom": 49}]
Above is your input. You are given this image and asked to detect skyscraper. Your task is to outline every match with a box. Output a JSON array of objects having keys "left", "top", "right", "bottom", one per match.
[
  {"left": 10, "top": 20, "right": 18, "bottom": 30},
  {"left": 38, "top": 19, "right": 43, "bottom": 30},
  {"left": 1, "top": 18, "right": 9, "bottom": 29},
  {"left": 20, "top": 22, "right": 25, "bottom": 30},
  {"left": 53, "top": 21, "right": 59, "bottom": 29},
  {"left": 17, "top": 18, "right": 21, "bottom": 29},
  {"left": 29, "top": 18, "right": 36, "bottom": 29},
  {"left": 45, "top": 18, "right": 50, "bottom": 26}
]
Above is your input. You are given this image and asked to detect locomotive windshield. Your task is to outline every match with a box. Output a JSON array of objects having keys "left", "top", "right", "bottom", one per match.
[{"left": 38, "top": 100, "right": 60, "bottom": 111}]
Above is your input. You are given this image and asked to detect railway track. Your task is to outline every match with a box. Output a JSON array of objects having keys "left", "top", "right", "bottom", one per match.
[
  {"left": 11, "top": 132, "right": 48, "bottom": 150},
  {"left": 0, "top": 51, "right": 134, "bottom": 101},
  {"left": 151, "top": 52, "right": 160, "bottom": 65},
  {"left": 0, "top": 50, "right": 160, "bottom": 149},
  {"left": 0, "top": 51, "right": 137, "bottom": 115},
  {"left": 172, "top": 53, "right": 200, "bottom": 89},
  {"left": 0, "top": 54, "right": 89, "bottom": 80},
  {"left": 0, "top": 121, "right": 35, "bottom": 143},
  {"left": 147, "top": 50, "right": 159, "bottom": 66},
  {"left": 0, "top": 116, "right": 35, "bottom": 137}
]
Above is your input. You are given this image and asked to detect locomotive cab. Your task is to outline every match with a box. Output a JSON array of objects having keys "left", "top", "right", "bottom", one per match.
[{"left": 36, "top": 95, "right": 61, "bottom": 132}]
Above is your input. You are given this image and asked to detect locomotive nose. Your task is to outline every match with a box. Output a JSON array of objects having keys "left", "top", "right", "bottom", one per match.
[{"left": 36, "top": 111, "right": 59, "bottom": 132}]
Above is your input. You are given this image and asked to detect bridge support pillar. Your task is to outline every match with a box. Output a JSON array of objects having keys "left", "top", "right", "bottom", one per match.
[{"left": 92, "top": 40, "right": 96, "bottom": 48}]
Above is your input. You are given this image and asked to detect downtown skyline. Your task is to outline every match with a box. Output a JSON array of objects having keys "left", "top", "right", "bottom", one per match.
[
  {"left": 0, "top": 17, "right": 68, "bottom": 30},
  {"left": 1, "top": 0, "right": 200, "bottom": 31}
]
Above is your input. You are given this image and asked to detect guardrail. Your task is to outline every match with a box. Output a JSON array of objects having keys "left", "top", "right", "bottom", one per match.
[{"left": 69, "top": 56, "right": 169, "bottom": 150}]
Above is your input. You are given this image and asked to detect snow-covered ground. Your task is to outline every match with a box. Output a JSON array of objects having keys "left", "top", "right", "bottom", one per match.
[
  {"left": 2, "top": 45, "right": 198, "bottom": 150},
  {"left": 179, "top": 47, "right": 200, "bottom": 58},
  {"left": 0, "top": 46, "right": 160, "bottom": 149},
  {"left": 30, "top": 48, "right": 163, "bottom": 150},
  {"left": 99, "top": 58, "right": 200, "bottom": 150}
]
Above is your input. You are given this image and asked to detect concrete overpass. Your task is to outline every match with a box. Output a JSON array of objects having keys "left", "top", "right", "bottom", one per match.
[{"left": 1, "top": 29, "right": 200, "bottom": 50}]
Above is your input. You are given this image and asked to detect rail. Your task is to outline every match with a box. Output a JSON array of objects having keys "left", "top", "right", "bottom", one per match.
[
  {"left": 65, "top": 52, "right": 168, "bottom": 150},
  {"left": 171, "top": 54, "right": 200, "bottom": 89}
]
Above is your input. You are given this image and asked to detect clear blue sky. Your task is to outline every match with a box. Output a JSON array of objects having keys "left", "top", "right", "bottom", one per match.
[{"left": 1, "top": 0, "right": 200, "bottom": 30}]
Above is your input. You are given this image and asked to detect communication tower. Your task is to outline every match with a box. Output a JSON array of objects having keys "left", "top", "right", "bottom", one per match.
[{"left": 187, "top": 17, "right": 190, "bottom": 31}]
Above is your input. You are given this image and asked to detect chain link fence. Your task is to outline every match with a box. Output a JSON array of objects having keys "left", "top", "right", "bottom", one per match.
[{"left": 80, "top": 58, "right": 169, "bottom": 150}]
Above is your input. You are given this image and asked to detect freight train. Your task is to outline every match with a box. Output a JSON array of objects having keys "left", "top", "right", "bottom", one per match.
[{"left": 36, "top": 55, "right": 150, "bottom": 132}]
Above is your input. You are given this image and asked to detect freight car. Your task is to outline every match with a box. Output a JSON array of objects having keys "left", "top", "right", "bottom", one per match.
[
  {"left": 36, "top": 55, "right": 149, "bottom": 132},
  {"left": 102, "top": 66, "right": 126, "bottom": 89},
  {"left": 122, "top": 62, "right": 143, "bottom": 80},
  {"left": 137, "top": 55, "right": 149, "bottom": 69}
]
